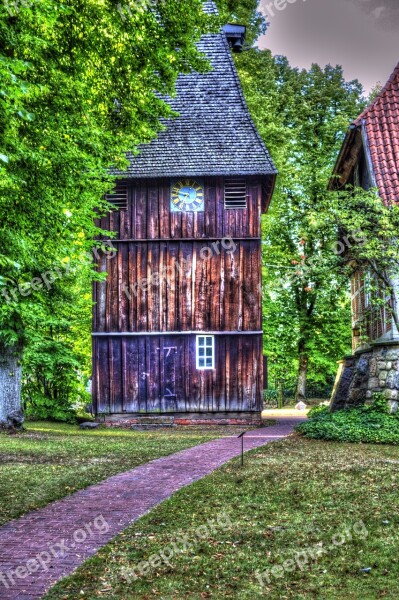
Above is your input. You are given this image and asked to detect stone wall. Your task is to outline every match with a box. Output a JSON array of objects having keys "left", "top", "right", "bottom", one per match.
[
  {"left": 102, "top": 412, "right": 264, "bottom": 428},
  {"left": 331, "top": 343, "right": 399, "bottom": 413}
]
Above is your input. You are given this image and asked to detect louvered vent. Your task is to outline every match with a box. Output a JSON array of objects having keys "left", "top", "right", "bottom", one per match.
[
  {"left": 224, "top": 178, "right": 247, "bottom": 209},
  {"left": 105, "top": 184, "right": 128, "bottom": 211}
]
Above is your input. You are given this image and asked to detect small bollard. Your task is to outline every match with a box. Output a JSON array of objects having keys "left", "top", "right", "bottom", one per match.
[{"left": 238, "top": 431, "right": 247, "bottom": 467}]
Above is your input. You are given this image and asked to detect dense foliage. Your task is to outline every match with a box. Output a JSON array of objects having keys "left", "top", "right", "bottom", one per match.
[
  {"left": 0, "top": 0, "right": 214, "bottom": 423},
  {"left": 296, "top": 395, "right": 399, "bottom": 444},
  {"left": 21, "top": 276, "right": 92, "bottom": 422},
  {"left": 235, "top": 48, "right": 364, "bottom": 397},
  {"left": 321, "top": 186, "right": 399, "bottom": 338}
]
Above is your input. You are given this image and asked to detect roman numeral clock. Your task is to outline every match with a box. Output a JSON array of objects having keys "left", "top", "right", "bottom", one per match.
[{"left": 171, "top": 179, "right": 204, "bottom": 212}]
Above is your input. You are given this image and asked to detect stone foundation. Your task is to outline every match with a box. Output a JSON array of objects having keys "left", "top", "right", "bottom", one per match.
[
  {"left": 100, "top": 412, "right": 264, "bottom": 428},
  {"left": 331, "top": 342, "right": 399, "bottom": 412}
]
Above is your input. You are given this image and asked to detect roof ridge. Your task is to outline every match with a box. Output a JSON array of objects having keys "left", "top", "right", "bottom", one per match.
[{"left": 354, "top": 61, "right": 399, "bottom": 126}]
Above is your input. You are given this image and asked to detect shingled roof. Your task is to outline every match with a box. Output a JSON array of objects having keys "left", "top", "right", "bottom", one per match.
[
  {"left": 331, "top": 62, "right": 399, "bottom": 204},
  {"left": 353, "top": 63, "right": 399, "bottom": 204},
  {"left": 117, "top": 1, "right": 276, "bottom": 180}
]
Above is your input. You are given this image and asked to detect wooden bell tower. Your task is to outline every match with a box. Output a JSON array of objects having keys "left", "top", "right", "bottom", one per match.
[{"left": 92, "top": 2, "right": 277, "bottom": 425}]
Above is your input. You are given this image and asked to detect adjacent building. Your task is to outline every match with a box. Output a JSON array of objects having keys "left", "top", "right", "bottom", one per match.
[{"left": 330, "top": 63, "right": 399, "bottom": 410}]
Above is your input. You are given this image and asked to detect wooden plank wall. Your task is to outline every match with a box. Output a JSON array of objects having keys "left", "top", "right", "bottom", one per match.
[
  {"left": 94, "top": 335, "right": 263, "bottom": 414},
  {"left": 93, "top": 241, "right": 262, "bottom": 333},
  {"left": 97, "top": 177, "right": 262, "bottom": 240},
  {"left": 93, "top": 176, "right": 265, "bottom": 415}
]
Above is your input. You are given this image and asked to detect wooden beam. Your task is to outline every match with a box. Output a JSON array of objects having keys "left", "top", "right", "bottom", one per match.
[{"left": 92, "top": 331, "right": 263, "bottom": 337}]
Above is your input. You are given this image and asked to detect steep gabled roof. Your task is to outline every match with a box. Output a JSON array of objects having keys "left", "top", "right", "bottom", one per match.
[
  {"left": 116, "top": 1, "right": 276, "bottom": 180},
  {"left": 353, "top": 63, "right": 399, "bottom": 203},
  {"left": 331, "top": 62, "right": 399, "bottom": 204}
]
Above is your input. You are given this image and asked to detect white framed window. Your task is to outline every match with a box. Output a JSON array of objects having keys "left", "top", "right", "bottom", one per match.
[{"left": 196, "top": 335, "right": 215, "bottom": 370}]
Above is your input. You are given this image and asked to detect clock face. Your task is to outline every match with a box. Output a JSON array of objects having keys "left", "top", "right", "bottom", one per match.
[{"left": 171, "top": 179, "right": 204, "bottom": 212}]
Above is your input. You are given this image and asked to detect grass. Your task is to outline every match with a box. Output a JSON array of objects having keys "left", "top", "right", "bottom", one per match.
[
  {"left": 45, "top": 435, "right": 399, "bottom": 600},
  {"left": 0, "top": 421, "right": 245, "bottom": 526}
]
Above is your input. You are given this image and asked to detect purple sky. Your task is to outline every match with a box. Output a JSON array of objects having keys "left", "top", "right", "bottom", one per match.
[{"left": 258, "top": 0, "right": 398, "bottom": 93}]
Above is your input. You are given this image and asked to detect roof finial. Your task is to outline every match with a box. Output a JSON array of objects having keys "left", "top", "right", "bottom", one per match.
[{"left": 223, "top": 24, "right": 247, "bottom": 53}]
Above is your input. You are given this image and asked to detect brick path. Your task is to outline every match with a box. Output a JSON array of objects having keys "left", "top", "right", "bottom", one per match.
[{"left": 0, "top": 417, "right": 303, "bottom": 599}]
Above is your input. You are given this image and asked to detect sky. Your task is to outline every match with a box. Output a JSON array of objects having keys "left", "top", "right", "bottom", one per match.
[{"left": 258, "top": 0, "right": 398, "bottom": 93}]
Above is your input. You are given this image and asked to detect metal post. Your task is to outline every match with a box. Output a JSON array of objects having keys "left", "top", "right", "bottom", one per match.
[{"left": 238, "top": 431, "right": 246, "bottom": 467}]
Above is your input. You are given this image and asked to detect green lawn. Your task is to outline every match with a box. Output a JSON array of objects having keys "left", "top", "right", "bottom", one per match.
[
  {"left": 0, "top": 421, "right": 241, "bottom": 526},
  {"left": 45, "top": 435, "right": 399, "bottom": 600}
]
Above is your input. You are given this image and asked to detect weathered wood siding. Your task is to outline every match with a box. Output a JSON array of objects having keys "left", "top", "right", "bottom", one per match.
[
  {"left": 93, "top": 241, "right": 261, "bottom": 333},
  {"left": 97, "top": 177, "right": 262, "bottom": 240},
  {"left": 93, "top": 335, "right": 263, "bottom": 414},
  {"left": 93, "top": 176, "right": 269, "bottom": 416}
]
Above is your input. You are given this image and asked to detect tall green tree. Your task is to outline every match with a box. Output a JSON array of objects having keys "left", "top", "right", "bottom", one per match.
[
  {"left": 236, "top": 49, "right": 365, "bottom": 399},
  {"left": 0, "top": 0, "right": 213, "bottom": 427}
]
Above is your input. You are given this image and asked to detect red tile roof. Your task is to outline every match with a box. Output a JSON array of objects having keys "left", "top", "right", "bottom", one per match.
[{"left": 353, "top": 63, "right": 399, "bottom": 205}]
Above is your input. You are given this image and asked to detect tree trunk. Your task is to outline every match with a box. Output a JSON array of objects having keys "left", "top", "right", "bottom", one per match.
[
  {"left": 295, "top": 342, "right": 309, "bottom": 402},
  {"left": 277, "top": 379, "right": 284, "bottom": 409},
  {"left": 0, "top": 343, "right": 24, "bottom": 429}
]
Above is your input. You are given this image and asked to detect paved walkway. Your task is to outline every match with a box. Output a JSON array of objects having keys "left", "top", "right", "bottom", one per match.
[{"left": 0, "top": 417, "right": 303, "bottom": 599}]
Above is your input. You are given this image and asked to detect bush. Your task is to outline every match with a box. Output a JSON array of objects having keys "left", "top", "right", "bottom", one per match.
[
  {"left": 296, "top": 393, "right": 399, "bottom": 445},
  {"left": 307, "top": 404, "right": 330, "bottom": 418},
  {"left": 22, "top": 339, "right": 90, "bottom": 423},
  {"left": 263, "top": 389, "right": 278, "bottom": 407}
]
